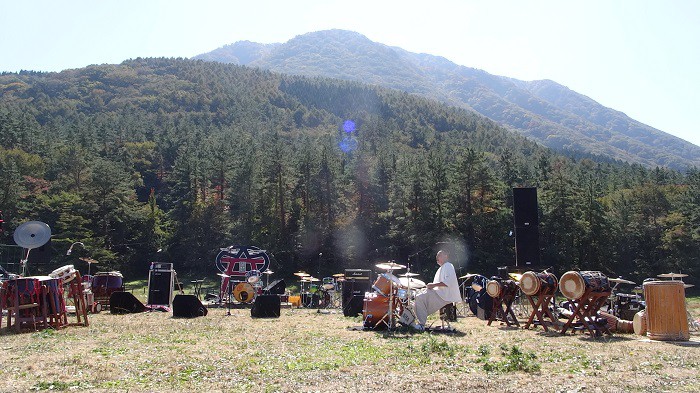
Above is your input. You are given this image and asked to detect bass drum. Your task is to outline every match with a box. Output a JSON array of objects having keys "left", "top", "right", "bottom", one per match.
[
  {"left": 233, "top": 282, "right": 256, "bottom": 303},
  {"left": 468, "top": 291, "right": 492, "bottom": 321}
]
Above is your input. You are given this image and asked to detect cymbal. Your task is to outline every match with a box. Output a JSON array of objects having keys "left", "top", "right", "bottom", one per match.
[
  {"left": 217, "top": 273, "right": 230, "bottom": 278},
  {"left": 657, "top": 273, "right": 688, "bottom": 278},
  {"left": 263, "top": 270, "right": 274, "bottom": 274},
  {"left": 294, "top": 271, "right": 310, "bottom": 277},
  {"left": 336, "top": 277, "right": 345, "bottom": 282},
  {"left": 308, "top": 277, "right": 320, "bottom": 282},
  {"left": 332, "top": 273, "right": 345, "bottom": 277},
  {"left": 459, "top": 273, "right": 477, "bottom": 279},
  {"left": 508, "top": 273, "right": 523, "bottom": 282},
  {"left": 400, "top": 272, "right": 420, "bottom": 277},
  {"left": 609, "top": 278, "right": 636, "bottom": 285},
  {"left": 685, "top": 284, "right": 695, "bottom": 289},
  {"left": 399, "top": 277, "right": 426, "bottom": 289},
  {"left": 79, "top": 257, "right": 98, "bottom": 264},
  {"left": 376, "top": 262, "right": 406, "bottom": 270}
]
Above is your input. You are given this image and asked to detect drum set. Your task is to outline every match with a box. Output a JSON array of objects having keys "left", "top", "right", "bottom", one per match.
[
  {"left": 293, "top": 272, "right": 343, "bottom": 308},
  {"left": 362, "top": 261, "right": 426, "bottom": 330}
]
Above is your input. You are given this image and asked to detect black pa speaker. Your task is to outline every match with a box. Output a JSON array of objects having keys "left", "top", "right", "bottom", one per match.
[
  {"left": 109, "top": 291, "right": 146, "bottom": 314},
  {"left": 515, "top": 226, "right": 540, "bottom": 266},
  {"left": 172, "top": 294, "right": 208, "bottom": 318},
  {"left": 251, "top": 294, "right": 281, "bottom": 318},
  {"left": 263, "top": 279, "right": 286, "bottom": 295},
  {"left": 513, "top": 187, "right": 539, "bottom": 228}
]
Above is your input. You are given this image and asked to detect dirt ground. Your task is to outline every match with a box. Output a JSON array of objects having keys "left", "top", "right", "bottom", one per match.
[{"left": 1, "top": 300, "right": 698, "bottom": 393}]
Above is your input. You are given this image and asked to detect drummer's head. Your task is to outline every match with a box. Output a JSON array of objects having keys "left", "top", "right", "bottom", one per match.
[{"left": 436, "top": 250, "right": 449, "bottom": 266}]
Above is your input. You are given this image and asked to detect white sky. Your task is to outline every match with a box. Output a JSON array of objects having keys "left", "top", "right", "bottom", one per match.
[{"left": 1, "top": 0, "right": 698, "bottom": 147}]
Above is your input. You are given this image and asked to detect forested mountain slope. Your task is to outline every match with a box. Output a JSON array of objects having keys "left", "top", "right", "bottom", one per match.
[
  {"left": 195, "top": 29, "right": 700, "bottom": 170},
  {"left": 0, "top": 58, "right": 697, "bottom": 284}
]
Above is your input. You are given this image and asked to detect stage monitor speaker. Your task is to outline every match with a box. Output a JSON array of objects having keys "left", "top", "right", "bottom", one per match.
[
  {"left": 515, "top": 226, "right": 540, "bottom": 266},
  {"left": 172, "top": 294, "right": 208, "bottom": 318},
  {"left": 251, "top": 294, "right": 281, "bottom": 318},
  {"left": 263, "top": 279, "right": 286, "bottom": 295},
  {"left": 147, "top": 269, "right": 174, "bottom": 306},
  {"left": 513, "top": 187, "right": 539, "bottom": 228},
  {"left": 109, "top": 291, "right": 146, "bottom": 314}
]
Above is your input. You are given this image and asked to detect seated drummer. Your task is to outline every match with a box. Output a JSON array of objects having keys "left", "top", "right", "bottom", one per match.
[{"left": 413, "top": 250, "right": 462, "bottom": 331}]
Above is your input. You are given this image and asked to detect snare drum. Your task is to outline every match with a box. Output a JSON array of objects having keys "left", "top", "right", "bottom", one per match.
[
  {"left": 396, "top": 288, "right": 409, "bottom": 301},
  {"left": 372, "top": 273, "right": 401, "bottom": 297},
  {"left": 233, "top": 282, "right": 256, "bottom": 303},
  {"left": 50, "top": 264, "right": 78, "bottom": 283},
  {"left": 520, "top": 271, "right": 558, "bottom": 296},
  {"left": 559, "top": 271, "right": 610, "bottom": 300}
]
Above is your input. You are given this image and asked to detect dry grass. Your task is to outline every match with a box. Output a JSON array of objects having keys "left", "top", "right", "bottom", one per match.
[{"left": 1, "top": 296, "right": 699, "bottom": 393}]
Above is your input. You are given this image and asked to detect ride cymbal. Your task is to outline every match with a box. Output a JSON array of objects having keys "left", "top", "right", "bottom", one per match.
[
  {"left": 375, "top": 262, "right": 406, "bottom": 270},
  {"left": 609, "top": 278, "right": 636, "bottom": 285},
  {"left": 657, "top": 273, "right": 688, "bottom": 278}
]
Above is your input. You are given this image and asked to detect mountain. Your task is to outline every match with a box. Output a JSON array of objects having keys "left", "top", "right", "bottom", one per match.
[{"left": 194, "top": 29, "right": 700, "bottom": 170}]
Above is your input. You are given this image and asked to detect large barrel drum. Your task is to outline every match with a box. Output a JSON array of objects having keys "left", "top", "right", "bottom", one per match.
[
  {"left": 520, "top": 271, "right": 558, "bottom": 296},
  {"left": 559, "top": 271, "right": 610, "bottom": 300},
  {"left": 643, "top": 281, "right": 688, "bottom": 341}
]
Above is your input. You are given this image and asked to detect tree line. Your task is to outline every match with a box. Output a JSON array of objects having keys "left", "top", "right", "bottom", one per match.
[{"left": 0, "top": 58, "right": 697, "bottom": 284}]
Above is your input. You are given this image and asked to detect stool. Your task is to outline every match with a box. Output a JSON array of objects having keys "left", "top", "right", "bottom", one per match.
[{"left": 439, "top": 303, "right": 457, "bottom": 330}]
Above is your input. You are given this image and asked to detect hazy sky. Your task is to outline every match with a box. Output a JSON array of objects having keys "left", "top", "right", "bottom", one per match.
[{"left": 2, "top": 0, "right": 698, "bottom": 147}]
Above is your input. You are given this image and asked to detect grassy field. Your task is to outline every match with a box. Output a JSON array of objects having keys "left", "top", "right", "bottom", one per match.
[{"left": 1, "top": 292, "right": 698, "bottom": 392}]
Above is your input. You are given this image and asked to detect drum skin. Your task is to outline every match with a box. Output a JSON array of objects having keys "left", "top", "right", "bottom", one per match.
[
  {"left": 559, "top": 271, "right": 609, "bottom": 300},
  {"left": 486, "top": 280, "right": 502, "bottom": 298},
  {"left": 233, "top": 282, "right": 255, "bottom": 303},
  {"left": 633, "top": 310, "right": 647, "bottom": 336},
  {"left": 643, "top": 281, "right": 688, "bottom": 341},
  {"left": 520, "top": 271, "right": 558, "bottom": 296}
]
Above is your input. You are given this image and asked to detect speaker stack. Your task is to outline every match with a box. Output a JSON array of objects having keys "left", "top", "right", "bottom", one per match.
[
  {"left": 342, "top": 269, "right": 372, "bottom": 317},
  {"left": 147, "top": 262, "right": 174, "bottom": 307},
  {"left": 513, "top": 187, "right": 540, "bottom": 266}
]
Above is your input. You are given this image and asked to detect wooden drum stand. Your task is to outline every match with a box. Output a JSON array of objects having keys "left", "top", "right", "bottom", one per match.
[{"left": 486, "top": 279, "right": 519, "bottom": 327}]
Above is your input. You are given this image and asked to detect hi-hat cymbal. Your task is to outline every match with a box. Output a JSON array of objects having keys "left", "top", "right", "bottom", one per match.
[
  {"left": 685, "top": 284, "right": 695, "bottom": 289},
  {"left": 332, "top": 273, "right": 345, "bottom": 277},
  {"left": 400, "top": 272, "right": 420, "bottom": 277},
  {"left": 263, "top": 270, "right": 274, "bottom": 275},
  {"left": 609, "top": 277, "right": 636, "bottom": 285},
  {"left": 336, "top": 277, "right": 346, "bottom": 282},
  {"left": 657, "top": 273, "right": 688, "bottom": 278},
  {"left": 459, "top": 273, "right": 477, "bottom": 280},
  {"left": 294, "top": 271, "right": 310, "bottom": 277},
  {"left": 375, "top": 262, "right": 406, "bottom": 270}
]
